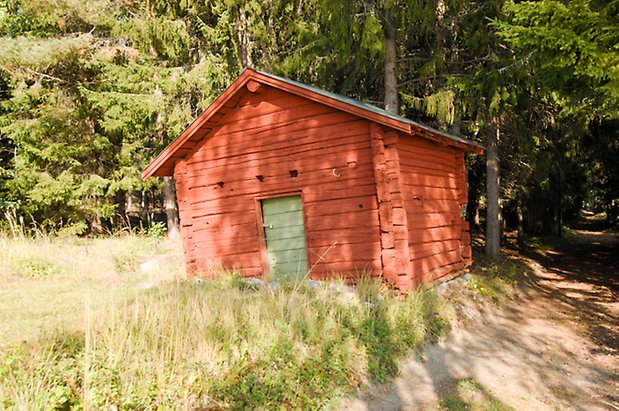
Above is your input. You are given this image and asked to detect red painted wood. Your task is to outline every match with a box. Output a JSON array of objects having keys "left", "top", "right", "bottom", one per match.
[
  {"left": 185, "top": 144, "right": 372, "bottom": 184},
  {"left": 404, "top": 199, "right": 460, "bottom": 214},
  {"left": 308, "top": 242, "right": 381, "bottom": 264},
  {"left": 189, "top": 111, "right": 361, "bottom": 158},
  {"left": 187, "top": 171, "right": 376, "bottom": 210},
  {"left": 142, "top": 69, "right": 481, "bottom": 288},
  {"left": 307, "top": 210, "right": 379, "bottom": 231},
  {"left": 188, "top": 131, "right": 370, "bottom": 170},
  {"left": 397, "top": 132, "right": 471, "bottom": 283},
  {"left": 144, "top": 68, "right": 481, "bottom": 180},
  {"left": 174, "top": 94, "right": 381, "bottom": 279},
  {"left": 409, "top": 240, "right": 460, "bottom": 260},
  {"left": 407, "top": 212, "right": 460, "bottom": 229},
  {"left": 309, "top": 259, "right": 383, "bottom": 274},
  {"left": 308, "top": 229, "right": 378, "bottom": 247},
  {"left": 411, "top": 249, "right": 462, "bottom": 274},
  {"left": 408, "top": 225, "right": 462, "bottom": 244}
]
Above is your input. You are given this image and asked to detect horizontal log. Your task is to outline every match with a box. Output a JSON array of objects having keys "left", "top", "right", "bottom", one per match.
[
  {"left": 399, "top": 173, "right": 458, "bottom": 189},
  {"left": 309, "top": 241, "right": 381, "bottom": 265},
  {"left": 408, "top": 225, "right": 462, "bottom": 244},
  {"left": 185, "top": 147, "right": 372, "bottom": 186},
  {"left": 190, "top": 212, "right": 257, "bottom": 228},
  {"left": 189, "top": 169, "right": 375, "bottom": 208},
  {"left": 307, "top": 209, "right": 379, "bottom": 231},
  {"left": 193, "top": 111, "right": 365, "bottom": 155},
  {"left": 396, "top": 142, "right": 458, "bottom": 164},
  {"left": 415, "top": 261, "right": 466, "bottom": 284},
  {"left": 409, "top": 240, "right": 460, "bottom": 260},
  {"left": 219, "top": 94, "right": 312, "bottom": 124},
  {"left": 399, "top": 153, "right": 455, "bottom": 172},
  {"left": 404, "top": 199, "right": 460, "bottom": 214},
  {"left": 194, "top": 251, "right": 261, "bottom": 269},
  {"left": 208, "top": 101, "right": 337, "bottom": 137},
  {"left": 398, "top": 135, "right": 456, "bottom": 157},
  {"left": 309, "top": 259, "right": 382, "bottom": 275},
  {"left": 410, "top": 249, "right": 462, "bottom": 275},
  {"left": 401, "top": 187, "right": 459, "bottom": 202},
  {"left": 304, "top": 195, "right": 377, "bottom": 217},
  {"left": 189, "top": 121, "right": 370, "bottom": 167},
  {"left": 307, "top": 228, "right": 380, "bottom": 247},
  {"left": 193, "top": 237, "right": 261, "bottom": 257},
  {"left": 407, "top": 212, "right": 460, "bottom": 229},
  {"left": 192, "top": 221, "right": 259, "bottom": 237}
]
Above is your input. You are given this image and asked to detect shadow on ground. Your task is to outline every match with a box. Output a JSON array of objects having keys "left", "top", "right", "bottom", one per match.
[{"left": 340, "top": 218, "right": 619, "bottom": 410}]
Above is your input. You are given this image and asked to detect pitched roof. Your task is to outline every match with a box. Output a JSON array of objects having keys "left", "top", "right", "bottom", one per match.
[{"left": 142, "top": 68, "right": 483, "bottom": 179}]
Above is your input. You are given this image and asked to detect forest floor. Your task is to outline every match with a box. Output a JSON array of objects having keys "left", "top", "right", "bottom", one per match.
[{"left": 343, "top": 216, "right": 619, "bottom": 410}]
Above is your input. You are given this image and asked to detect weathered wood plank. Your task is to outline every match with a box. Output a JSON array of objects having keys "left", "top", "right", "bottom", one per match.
[
  {"left": 185, "top": 148, "right": 372, "bottom": 185},
  {"left": 408, "top": 225, "right": 462, "bottom": 245}
]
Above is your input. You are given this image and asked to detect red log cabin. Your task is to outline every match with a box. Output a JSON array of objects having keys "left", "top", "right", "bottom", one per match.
[{"left": 142, "top": 68, "right": 483, "bottom": 291}]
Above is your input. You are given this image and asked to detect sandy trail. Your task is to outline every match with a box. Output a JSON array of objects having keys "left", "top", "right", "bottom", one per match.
[{"left": 342, "top": 221, "right": 618, "bottom": 410}]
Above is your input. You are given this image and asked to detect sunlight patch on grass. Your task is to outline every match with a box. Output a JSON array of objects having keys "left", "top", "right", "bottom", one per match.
[
  {"left": 439, "top": 378, "right": 514, "bottom": 411},
  {"left": 466, "top": 256, "right": 521, "bottom": 304}
]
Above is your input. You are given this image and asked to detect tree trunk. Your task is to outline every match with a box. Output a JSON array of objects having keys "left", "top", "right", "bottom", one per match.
[
  {"left": 383, "top": 19, "right": 398, "bottom": 114},
  {"left": 517, "top": 192, "right": 524, "bottom": 246},
  {"left": 163, "top": 176, "right": 180, "bottom": 240},
  {"left": 236, "top": 8, "right": 252, "bottom": 68},
  {"left": 485, "top": 118, "right": 501, "bottom": 257}
]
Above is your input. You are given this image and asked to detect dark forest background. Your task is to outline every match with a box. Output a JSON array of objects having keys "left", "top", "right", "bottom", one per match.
[{"left": 0, "top": 0, "right": 617, "bottom": 251}]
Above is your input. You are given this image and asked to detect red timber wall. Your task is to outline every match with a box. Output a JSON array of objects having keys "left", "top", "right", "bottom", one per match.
[
  {"left": 172, "top": 86, "right": 382, "bottom": 280},
  {"left": 396, "top": 132, "right": 472, "bottom": 285}
]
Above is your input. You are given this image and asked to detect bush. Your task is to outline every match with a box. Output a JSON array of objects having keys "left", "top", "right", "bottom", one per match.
[{"left": 146, "top": 222, "right": 167, "bottom": 238}]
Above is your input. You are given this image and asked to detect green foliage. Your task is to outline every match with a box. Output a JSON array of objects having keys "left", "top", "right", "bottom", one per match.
[
  {"left": 468, "top": 256, "right": 521, "bottom": 303},
  {"left": 493, "top": 0, "right": 619, "bottom": 119},
  {"left": 0, "top": 277, "right": 452, "bottom": 409},
  {"left": 146, "top": 221, "right": 167, "bottom": 238},
  {"left": 0, "top": 0, "right": 237, "bottom": 233},
  {"left": 1, "top": 0, "right": 615, "bottom": 238},
  {"left": 12, "top": 256, "right": 62, "bottom": 278},
  {"left": 439, "top": 378, "right": 514, "bottom": 410}
]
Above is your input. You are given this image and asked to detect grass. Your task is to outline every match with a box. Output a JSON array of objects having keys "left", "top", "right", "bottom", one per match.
[
  {"left": 0, "top": 235, "right": 180, "bottom": 345},
  {"left": 466, "top": 255, "right": 522, "bottom": 304},
  {"left": 524, "top": 226, "right": 579, "bottom": 255},
  {"left": 439, "top": 379, "right": 513, "bottom": 411},
  {"left": 0, "top": 235, "right": 455, "bottom": 409}
]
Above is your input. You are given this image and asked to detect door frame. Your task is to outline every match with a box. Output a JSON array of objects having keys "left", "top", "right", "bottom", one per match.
[{"left": 254, "top": 190, "right": 311, "bottom": 280}]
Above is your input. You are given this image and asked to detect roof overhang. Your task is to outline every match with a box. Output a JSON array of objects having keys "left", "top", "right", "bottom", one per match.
[{"left": 142, "top": 68, "right": 483, "bottom": 180}]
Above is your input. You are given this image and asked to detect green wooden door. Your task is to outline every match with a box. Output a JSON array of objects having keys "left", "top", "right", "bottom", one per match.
[{"left": 261, "top": 195, "right": 307, "bottom": 280}]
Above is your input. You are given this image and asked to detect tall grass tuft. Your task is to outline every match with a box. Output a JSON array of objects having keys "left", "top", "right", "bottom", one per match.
[{"left": 0, "top": 275, "right": 450, "bottom": 409}]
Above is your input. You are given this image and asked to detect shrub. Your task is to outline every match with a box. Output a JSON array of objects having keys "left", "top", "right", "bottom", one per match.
[{"left": 146, "top": 222, "right": 167, "bottom": 238}]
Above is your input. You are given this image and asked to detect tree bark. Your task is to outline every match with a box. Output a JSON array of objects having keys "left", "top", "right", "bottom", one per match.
[
  {"left": 383, "top": 18, "right": 398, "bottom": 114},
  {"left": 236, "top": 8, "right": 252, "bottom": 68},
  {"left": 163, "top": 176, "right": 180, "bottom": 240},
  {"left": 517, "top": 192, "right": 525, "bottom": 245},
  {"left": 485, "top": 118, "right": 501, "bottom": 257}
]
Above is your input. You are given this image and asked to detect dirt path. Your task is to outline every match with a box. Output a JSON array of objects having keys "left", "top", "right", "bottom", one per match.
[{"left": 342, "top": 220, "right": 618, "bottom": 410}]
